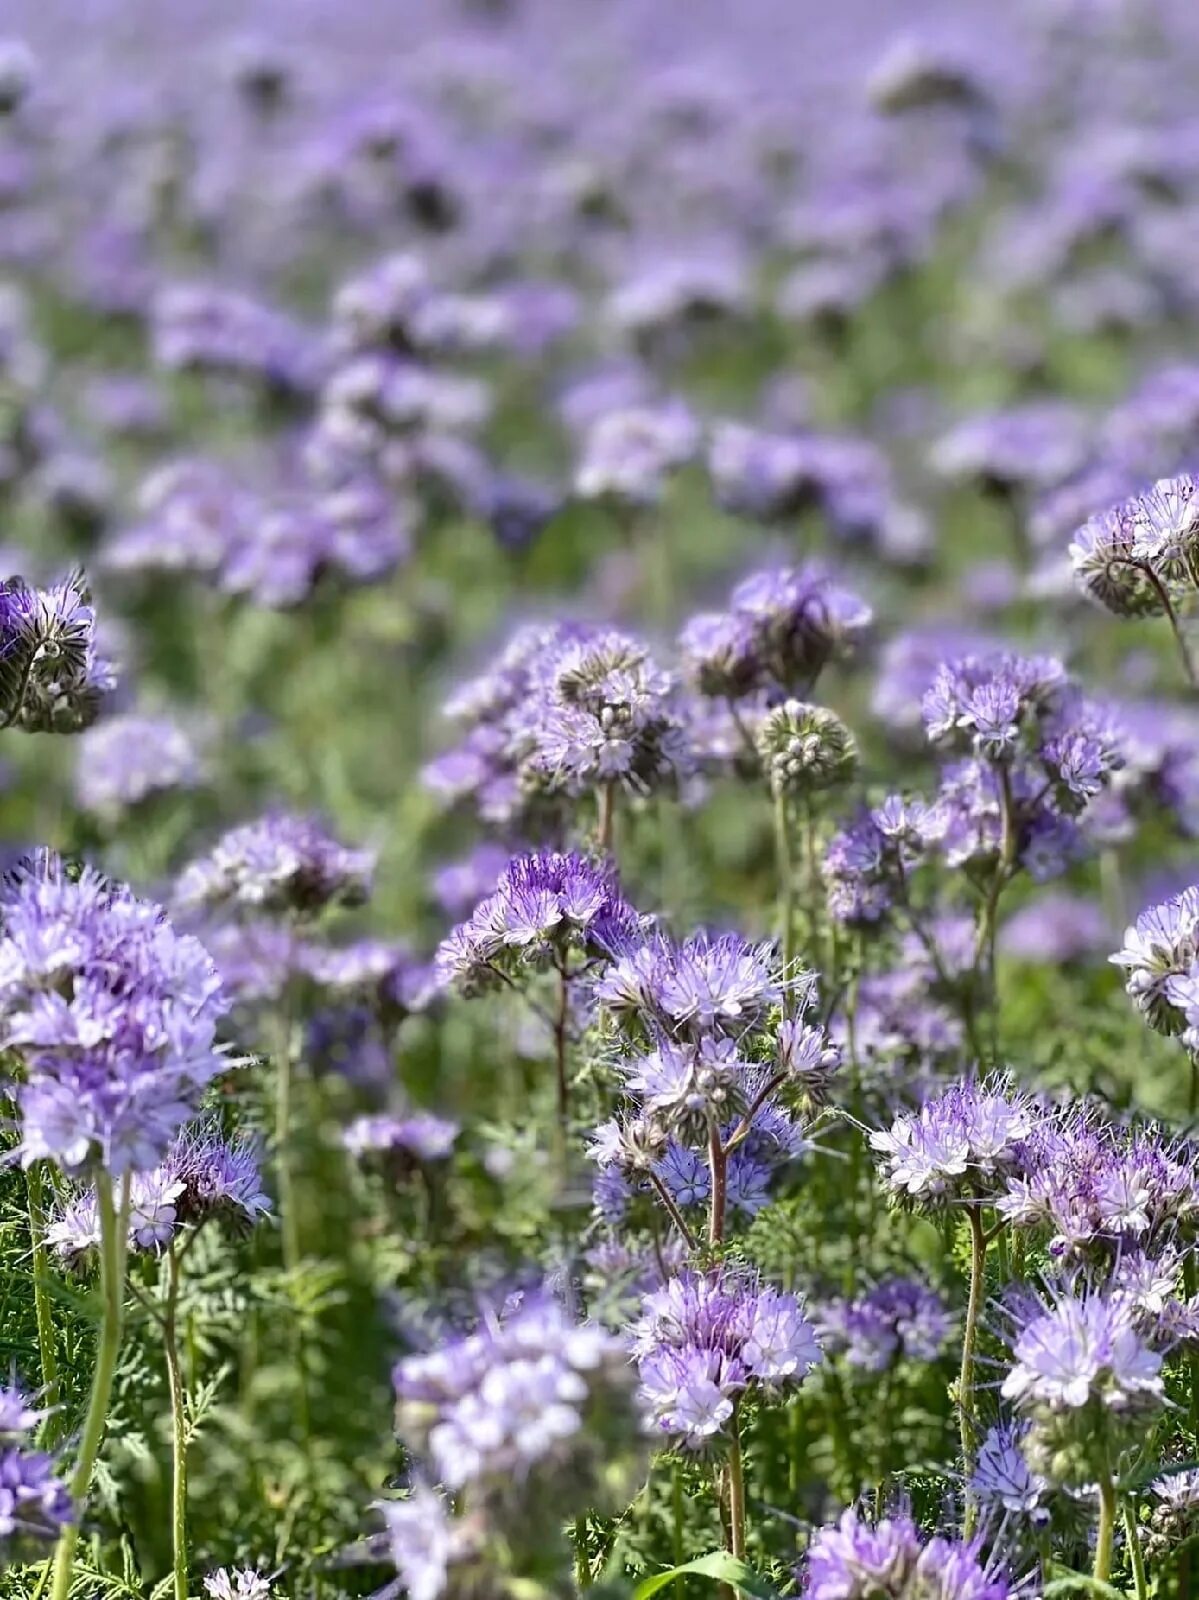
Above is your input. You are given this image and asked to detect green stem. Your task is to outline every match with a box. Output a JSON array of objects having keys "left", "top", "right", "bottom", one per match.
[
  {"left": 275, "top": 994, "right": 300, "bottom": 1275},
  {"left": 1123, "top": 1500, "right": 1148, "bottom": 1600},
  {"left": 972, "top": 764, "right": 1016, "bottom": 1061},
  {"left": 50, "top": 1171, "right": 131, "bottom": 1600},
  {"left": 725, "top": 1403, "right": 746, "bottom": 1562},
  {"left": 26, "top": 1163, "right": 61, "bottom": 1433},
  {"left": 597, "top": 782, "right": 617, "bottom": 856},
  {"left": 1186, "top": 1254, "right": 1199, "bottom": 1437},
  {"left": 671, "top": 1459, "right": 685, "bottom": 1569},
  {"left": 574, "top": 1515, "right": 590, "bottom": 1591},
  {"left": 552, "top": 965, "right": 571, "bottom": 1167},
  {"left": 164, "top": 1241, "right": 188, "bottom": 1600},
  {"left": 1094, "top": 1472, "right": 1117, "bottom": 1585},
  {"left": 959, "top": 1205, "right": 989, "bottom": 1536},
  {"left": 773, "top": 789, "right": 796, "bottom": 1013},
  {"left": 707, "top": 1124, "right": 728, "bottom": 1249}
]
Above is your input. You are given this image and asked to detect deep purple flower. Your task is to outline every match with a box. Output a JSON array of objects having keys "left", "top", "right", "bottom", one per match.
[{"left": 435, "top": 850, "right": 638, "bottom": 996}]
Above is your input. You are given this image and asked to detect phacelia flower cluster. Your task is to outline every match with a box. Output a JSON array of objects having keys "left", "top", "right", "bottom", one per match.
[
  {"left": 434, "top": 850, "right": 640, "bottom": 997},
  {"left": 47, "top": 1124, "right": 270, "bottom": 1268},
  {"left": 388, "top": 1294, "right": 644, "bottom": 1598},
  {"left": 1071, "top": 472, "right": 1199, "bottom": 616},
  {"left": 817, "top": 1278, "right": 953, "bottom": 1372},
  {"left": 1112, "top": 884, "right": 1199, "bottom": 1046},
  {"left": 680, "top": 561, "right": 871, "bottom": 702},
  {"left": 800, "top": 1507, "right": 1012, "bottom": 1600},
  {"left": 75, "top": 712, "right": 203, "bottom": 817},
  {"left": 0, "top": 856, "right": 231, "bottom": 1174},
  {"left": 176, "top": 813, "right": 375, "bottom": 918},
  {"left": 632, "top": 1270, "right": 820, "bottom": 1447},
  {"left": 0, "top": 573, "right": 116, "bottom": 734},
  {"left": 870, "top": 1076, "right": 1039, "bottom": 1208}
]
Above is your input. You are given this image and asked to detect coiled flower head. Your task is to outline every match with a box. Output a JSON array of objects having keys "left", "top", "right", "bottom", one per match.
[{"left": 756, "top": 701, "right": 858, "bottom": 798}]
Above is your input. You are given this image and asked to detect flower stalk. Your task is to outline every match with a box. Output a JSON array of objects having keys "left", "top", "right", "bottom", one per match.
[{"left": 50, "top": 1170, "right": 132, "bottom": 1600}]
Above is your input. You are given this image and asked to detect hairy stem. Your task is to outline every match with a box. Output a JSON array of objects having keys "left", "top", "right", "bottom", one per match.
[
  {"left": 707, "top": 1123, "right": 728, "bottom": 1249},
  {"left": 648, "top": 1173, "right": 698, "bottom": 1251},
  {"left": 275, "top": 995, "right": 300, "bottom": 1274},
  {"left": 773, "top": 788, "right": 796, "bottom": 1014},
  {"left": 959, "top": 1205, "right": 989, "bottom": 1535},
  {"left": 725, "top": 1402, "right": 746, "bottom": 1562},
  {"left": 164, "top": 1242, "right": 189, "bottom": 1600},
  {"left": 1094, "top": 1471, "right": 1117, "bottom": 1585},
  {"left": 597, "top": 782, "right": 617, "bottom": 854},
  {"left": 1123, "top": 1500, "right": 1148, "bottom": 1600},
  {"left": 552, "top": 965, "right": 570, "bottom": 1152},
  {"left": 50, "top": 1171, "right": 131, "bottom": 1600},
  {"left": 26, "top": 1163, "right": 61, "bottom": 1434}
]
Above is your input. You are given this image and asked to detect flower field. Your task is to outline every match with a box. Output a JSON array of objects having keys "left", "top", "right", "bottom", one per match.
[{"left": 3, "top": 3, "right": 1199, "bottom": 1598}]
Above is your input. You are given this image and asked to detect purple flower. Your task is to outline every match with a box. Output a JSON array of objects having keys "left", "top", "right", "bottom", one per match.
[
  {"left": 377, "top": 1486, "right": 457, "bottom": 1600},
  {"left": 203, "top": 1571, "right": 273, "bottom": 1600},
  {"left": 104, "top": 459, "right": 253, "bottom": 578},
  {"left": 0, "top": 573, "right": 116, "bottom": 734},
  {"left": 997, "top": 1112, "right": 1199, "bottom": 1256},
  {"left": 632, "top": 1270, "right": 820, "bottom": 1447},
  {"left": 177, "top": 814, "right": 374, "bottom": 918},
  {"left": 1127, "top": 473, "right": 1199, "bottom": 580},
  {"left": 152, "top": 284, "right": 320, "bottom": 398},
  {"left": 932, "top": 401, "right": 1089, "bottom": 494},
  {"left": 1002, "top": 1285, "right": 1164, "bottom": 1416},
  {"left": 430, "top": 843, "right": 515, "bottom": 919},
  {"left": 972, "top": 1422, "right": 1048, "bottom": 1518},
  {"left": 818, "top": 1279, "right": 953, "bottom": 1372},
  {"left": 1000, "top": 893, "right": 1108, "bottom": 965},
  {"left": 727, "top": 562, "right": 872, "bottom": 695},
  {"left": 394, "top": 1294, "right": 638, "bottom": 1494},
  {"left": 519, "top": 628, "right": 693, "bottom": 799},
  {"left": 1070, "top": 503, "right": 1166, "bottom": 617},
  {"left": 435, "top": 850, "right": 638, "bottom": 995},
  {"left": 0, "top": 856, "right": 230, "bottom": 1175},
  {"left": 343, "top": 1112, "right": 458, "bottom": 1163},
  {"left": 220, "top": 478, "right": 410, "bottom": 609},
  {"left": 0, "top": 1439, "right": 74, "bottom": 1561},
  {"left": 1111, "top": 885, "right": 1199, "bottom": 1035},
  {"left": 573, "top": 400, "right": 700, "bottom": 507},
  {"left": 75, "top": 713, "right": 202, "bottom": 816},
  {"left": 595, "top": 928, "right": 793, "bottom": 1041},
  {"left": 800, "top": 1508, "right": 1010, "bottom": 1600},
  {"left": 168, "top": 1125, "right": 272, "bottom": 1228},
  {"left": 870, "top": 1077, "right": 1038, "bottom": 1206}
]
